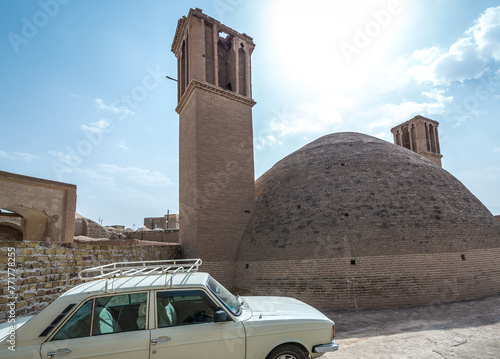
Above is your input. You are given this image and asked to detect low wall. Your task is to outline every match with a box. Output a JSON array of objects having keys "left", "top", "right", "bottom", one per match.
[
  {"left": 233, "top": 248, "right": 500, "bottom": 311},
  {"left": 0, "top": 240, "right": 180, "bottom": 323},
  {"left": 128, "top": 229, "right": 179, "bottom": 243}
]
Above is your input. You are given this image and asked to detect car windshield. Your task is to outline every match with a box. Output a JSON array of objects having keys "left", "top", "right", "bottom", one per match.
[{"left": 207, "top": 277, "right": 241, "bottom": 316}]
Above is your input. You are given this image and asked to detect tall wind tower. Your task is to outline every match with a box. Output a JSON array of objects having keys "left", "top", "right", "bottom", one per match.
[
  {"left": 391, "top": 115, "right": 443, "bottom": 167},
  {"left": 171, "top": 8, "right": 256, "bottom": 273}
]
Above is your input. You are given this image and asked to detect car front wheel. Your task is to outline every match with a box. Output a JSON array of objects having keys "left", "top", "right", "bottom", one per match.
[{"left": 266, "top": 344, "right": 308, "bottom": 359}]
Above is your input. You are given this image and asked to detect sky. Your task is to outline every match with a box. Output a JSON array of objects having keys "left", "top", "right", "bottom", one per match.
[{"left": 1, "top": 0, "right": 499, "bottom": 229}]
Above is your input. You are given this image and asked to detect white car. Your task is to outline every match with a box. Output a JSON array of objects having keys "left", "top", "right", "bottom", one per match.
[{"left": 0, "top": 259, "right": 338, "bottom": 358}]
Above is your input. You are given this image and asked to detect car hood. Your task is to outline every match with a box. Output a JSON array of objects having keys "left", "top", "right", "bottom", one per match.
[
  {"left": 0, "top": 316, "right": 34, "bottom": 342},
  {"left": 241, "top": 296, "right": 331, "bottom": 322}
]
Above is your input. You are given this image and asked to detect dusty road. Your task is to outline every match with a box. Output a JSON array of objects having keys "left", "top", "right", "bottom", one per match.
[{"left": 321, "top": 294, "right": 500, "bottom": 358}]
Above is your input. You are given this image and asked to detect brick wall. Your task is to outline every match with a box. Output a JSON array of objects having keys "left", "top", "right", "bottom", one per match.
[
  {"left": 178, "top": 82, "right": 255, "bottom": 262},
  {"left": 0, "top": 240, "right": 180, "bottom": 323},
  {"left": 128, "top": 229, "right": 179, "bottom": 243},
  {"left": 202, "top": 260, "right": 236, "bottom": 288},
  {"left": 233, "top": 248, "right": 500, "bottom": 310},
  {"left": 0, "top": 171, "right": 76, "bottom": 242}
]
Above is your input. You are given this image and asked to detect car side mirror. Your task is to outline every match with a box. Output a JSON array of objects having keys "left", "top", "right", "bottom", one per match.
[{"left": 214, "top": 310, "right": 229, "bottom": 323}]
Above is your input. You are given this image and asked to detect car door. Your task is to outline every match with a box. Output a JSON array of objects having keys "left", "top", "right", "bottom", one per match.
[
  {"left": 149, "top": 289, "right": 245, "bottom": 359},
  {"left": 40, "top": 292, "right": 150, "bottom": 359}
]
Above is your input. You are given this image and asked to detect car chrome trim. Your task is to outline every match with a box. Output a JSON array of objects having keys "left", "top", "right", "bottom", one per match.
[
  {"left": 313, "top": 340, "right": 339, "bottom": 353},
  {"left": 151, "top": 336, "right": 171, "bottom": 345},
  {"left": 47, "top": 349, "right": 72, "bottom": 358}
]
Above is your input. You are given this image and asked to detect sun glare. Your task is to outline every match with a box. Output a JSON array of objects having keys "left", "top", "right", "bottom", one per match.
[{"left": 264, "top": 0, "right": 411, "bottom": 96}]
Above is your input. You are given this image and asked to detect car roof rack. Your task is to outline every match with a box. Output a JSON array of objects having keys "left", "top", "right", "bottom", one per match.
[{"left": 78, "top": 259, "right": 202, "bottom": 285}]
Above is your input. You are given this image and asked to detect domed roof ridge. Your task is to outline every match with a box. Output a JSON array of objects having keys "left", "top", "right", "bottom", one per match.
[
  {"left": 261, "top": 132, "right": 437, "bottom": 184},
  {"left": 239, "top": 132, "right": 500, "bottom": 262}
]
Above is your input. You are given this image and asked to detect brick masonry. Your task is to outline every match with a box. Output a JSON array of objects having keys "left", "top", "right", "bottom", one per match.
[
  {"left": 178, "top": 84, "right": 255, "bottom": 262},
  {"left": 174, "top": 9, "right": 256, "bottom": 264},
  {"left": 238, "top": 133, "right": 500, "bottom": 261},
  {"left": 234, "top": 133, "right": 500, "bottom": 309},
  {"left": 128, "top": 229, "right": 179, "bottom": 243},
  {"left": 169, "top": 9, "right": 500, "bottom": 311},
  {"left": 0, "top": 170, "right": 76, "bottom": 242},
  {"left": 233, "top": 248, "right": 500, "bottom": 310},
  {"left": 0, "top": 240, "right": 180, "bottom": 323}
]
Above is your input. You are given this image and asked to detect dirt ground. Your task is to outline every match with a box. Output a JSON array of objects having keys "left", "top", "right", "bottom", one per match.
[{"left": 321, "top": 294, "right": 500, "bottom": 358}]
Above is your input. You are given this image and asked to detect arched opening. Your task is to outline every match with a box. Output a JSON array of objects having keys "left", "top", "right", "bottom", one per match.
[
  {"left": 410, "top": 124, "right": 417, "bottom": 152},
  {"left": 0, "top": 206, "right": 49, "bottom": 241},
  {"left": 0, "top": 209, "right": 23, "bottom": 241},
  {"left": 429, "top": 124, "right": 437, "bottom": 153},
  {"left": 425, "top": 123, "right": 431, "bottom": 151},
  {"left": 180, "top": 39, "right": 187, "bottom": 97},
  {"left": 218, "top": 32, "right": 235, "bottom": 91},
  {"left": 204, "top": 22, "right": 215, "bottom": 85},
  {"left": 402, "top": 126, "right": 411, "bottom": 150},
  {"left": 238, "top": 46, "right": 246, "bottom": 96}
]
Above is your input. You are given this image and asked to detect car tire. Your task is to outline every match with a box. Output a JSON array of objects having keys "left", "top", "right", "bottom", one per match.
[{"left": 266, "top": 344, "right": 308, "bottom": 359}]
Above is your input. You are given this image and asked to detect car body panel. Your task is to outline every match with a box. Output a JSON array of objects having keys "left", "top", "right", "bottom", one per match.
[
  {"left": 40, "top": 330, "right": 150, "bottom": 359},
  {"left": 0, "top": 267, "right": 337, "bottom": 359},
  {"left": 150, "top": 321, "right": 245, "bottom": 358}
]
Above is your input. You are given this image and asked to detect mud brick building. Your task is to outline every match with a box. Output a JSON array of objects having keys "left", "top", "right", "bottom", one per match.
[{"left": 172, "top": 8, "right": 500, "bottom": 310}]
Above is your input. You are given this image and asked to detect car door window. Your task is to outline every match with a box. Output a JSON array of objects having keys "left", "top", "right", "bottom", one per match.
[
  {"left": 51, "top": 292, "right": 148, "bottom": 340},
  {"left": 151, "top": 290, "right": 246, "bottom": 358},
  {"left": 156, "top": 290, "right": 217, "bottom": 328}
]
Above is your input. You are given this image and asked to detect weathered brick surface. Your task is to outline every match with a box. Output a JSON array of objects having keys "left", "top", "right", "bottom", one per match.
[
  {"left": 238, "top": 133, "right": 500, "bottom": 261},
  {"left": 169, "top": 9, "right": 500, "bottom": 311},
  {"left": 177, "top": 83, "right": 255, "bottom": 262},
  {"left": 174, "top": 9, "right": 256, "bottom": 264},
  {"left": 128, "top": 229, "right": 179, "bottom": 243},
  {"left": 179, "top": 85, "right": 255, "bottom": 262},
  {"left": 233, "top": 133, "right": 500, "bottom": 309},
  {"left": 202, "top": 260, "right": 236, "bottom": 288},
  {"left": 0, "top": 241, "right": 180, "bottom": 323},
  {"left": 233, "top": 248, "right": 500, "bottom": 310},
  {"left": 0, "top": 171, "right": 76, "bottom": 242}
]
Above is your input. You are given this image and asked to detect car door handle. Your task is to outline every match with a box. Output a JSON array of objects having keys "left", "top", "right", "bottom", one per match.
[
  {"left": 151, "top": 336, "right": 171, "bottom": 345},
  {"left": 47, "top": 349, "right": 72, "bottom": 358}
]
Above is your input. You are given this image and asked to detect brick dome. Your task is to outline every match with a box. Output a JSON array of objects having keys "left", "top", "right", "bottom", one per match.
[
  {"left": 238, "top": 132, "right": 500, "bottom": 261},
  {"left": 233, "top": 133, "right": 500, "bottom": 310}
]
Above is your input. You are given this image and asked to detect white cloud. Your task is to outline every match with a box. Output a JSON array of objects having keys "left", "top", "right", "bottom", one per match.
[
  {"left": 48, "top": 150, "right": 79, "bottom": 166},
  {"left": 268, "top": 97, "right": 347, "bottom": 138},
  {"left": 373, "top": 132, "right": 393, "bottom": 142},
  {"left": 116, "top": 140, "right": 129, "bottom": 150},
  {"left": 407, "top": 6, "right": 500, "bottom": 85},
  {"left": 98, "top": 164, "right": 172, "bottom": 187},
  {"left": 0, "top": 150, "right": 15, "bottom": 160},
  {"left": 255, "top": 133, "right": 281, "bottom": 151},
  {"left": 95, "top": 98, "right": 135, "bottom": 117},
  {"left": 80, "top": 119, "right": 111, "bottom": 134},
  {"left": 468, "top": 6, "right": 500, "bottom": 61},
  {"left": 379, "top": 89, "right": 453, "bottom": 125},
  {"left": 422, "top": 88, "right": 453, "bottom": 102},
  {"left": 411, "top": 46, "right": 443, "bottom": 64},
  {"left": 0, "top": 150, "right": 40, "bottom": 162},
  {"left": 367, "top": 117, "right": 395, "bottom": 130}
]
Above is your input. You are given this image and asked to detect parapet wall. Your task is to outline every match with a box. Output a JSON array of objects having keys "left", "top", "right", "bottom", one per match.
[
  {"left": 0, "top": 171, "right": 77, "bottom": 242},
  {"left": 128, "top": 229, "right": 179, "bottom": 243},
  {"left": 233, "top": 248, "right": 500, "bottom": 310},
  {"left": 0, "top": 240, "right": 180, "bottom": 323}
]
